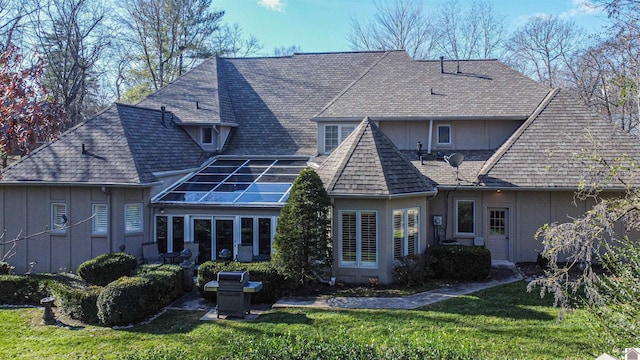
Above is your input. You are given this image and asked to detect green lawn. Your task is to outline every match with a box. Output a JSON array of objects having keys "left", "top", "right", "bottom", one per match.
[{"left": 0, "top": 281, "right": 608, "bottom": 359}]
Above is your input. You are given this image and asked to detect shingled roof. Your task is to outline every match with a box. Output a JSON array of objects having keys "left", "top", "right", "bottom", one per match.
[
  {"left": 138, "top": 56, "right": 236, "bottom": 125},
  {"left": 1, "top": 104, "right": 206, "bottom": 184},
  {"left": 314, "top": 51, "right": 550, "bottom": 120},
  {"left": 477, "top": 89, "right": 640, "bottom": 189},
  {"left": 317, "top": 118, "right": 436, "bottom": 196}
]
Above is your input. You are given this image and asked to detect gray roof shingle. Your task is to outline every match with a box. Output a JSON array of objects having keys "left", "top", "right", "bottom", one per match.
[
  {"left": 314, "top": 51, "right": 551, "bottom": 120},
  {"left": 1, "top": 104, "right": 206, "bottom": 184},
  {"left": 317, "top": 118, "right": 436, "bottom": 196},
  {"left": 477, "top": 89, "right": 640, "bottom": 189}
]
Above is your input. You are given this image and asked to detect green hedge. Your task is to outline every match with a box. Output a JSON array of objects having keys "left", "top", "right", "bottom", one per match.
[
  {"left": 393, "top": 254, "right": 436, "bottom": 286},
  {"left": 0, "top": 274, "right": 50, "bottom": 304},
  {"left": 49, "top": 274, "right": 102, "bottom": 324},
  {"left": 97, "top": 264, "right": 183, "bottom": 326},
  {"left": 426, "top": 245, "right": 491, "bottom": 281},
  {"left": 197, "top": 261, "right": 290, "bottom": 304},
  {"left": 77, "top": 252, "right": 138, "bottom": 286}
]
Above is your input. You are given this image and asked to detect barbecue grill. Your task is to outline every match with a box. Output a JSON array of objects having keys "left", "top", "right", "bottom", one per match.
[{"left": 204, "top": 270, "right": 263, "bottom": 318}]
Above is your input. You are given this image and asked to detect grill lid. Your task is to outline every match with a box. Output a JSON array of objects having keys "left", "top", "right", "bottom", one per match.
[{"left": 217, "top": 270, "right": 248, "bottom": 282}]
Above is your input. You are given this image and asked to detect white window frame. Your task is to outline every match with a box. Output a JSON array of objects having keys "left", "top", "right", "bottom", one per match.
[
  {"left": 51, "top": 203, "right": 67, "bottom": 233},
  {"left": 323, "top": 124, "right": 356, "bottom": 154},
  {"left": 338, "top": 210, "right": 378, "bottom": 268},
  {"left": 393, "top": 207, "right": 420, "bottom": 261},
  {"left": 455, "top": 199, "right": 475, "bottom": 236},
  {"left": 124, "top": 203, "right": 143, "bottom": 233},
  {"left": 437, "top": 124, "right": 451, "bottom": 145},
  {"left": 91, "top": 204, "right": 108, "bottom": 235},
  {"left": 201, "top": 127, "right": 213, "bottom": 144}
]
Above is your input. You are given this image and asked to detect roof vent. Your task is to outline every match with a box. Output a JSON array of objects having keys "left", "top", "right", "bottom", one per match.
[
  {"left": 160, "top": 106, "right": 166, "bottom": 127},
  {"left": 456, "top": 60, "right": 461, "bottom": 73},
  {"left": 82, "top": 143, "right": 86, "bottom": 154},
  {"left": 440, "top": 56, "right": 444, "bottom": 73},
  {"left": 196, "top": 101, "right": 199, "bottom": 109}
]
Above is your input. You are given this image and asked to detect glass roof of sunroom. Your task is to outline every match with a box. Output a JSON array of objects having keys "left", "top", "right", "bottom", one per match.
[{"left": 153, "top": 158, "right": 308, "bottom": 206}]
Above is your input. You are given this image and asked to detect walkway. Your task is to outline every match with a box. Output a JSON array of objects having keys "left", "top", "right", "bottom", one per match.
[{"left": 272, "top": 262, "right": 523, "bottom": 310}]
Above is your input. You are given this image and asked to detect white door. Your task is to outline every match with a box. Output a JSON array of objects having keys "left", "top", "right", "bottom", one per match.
[{"left": 487, "top": 208, "right": 509, "bottom": 260}]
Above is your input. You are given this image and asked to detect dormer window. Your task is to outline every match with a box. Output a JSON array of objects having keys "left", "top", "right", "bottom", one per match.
[
  {"left": 201, "top": 127, "right": 213, "bottom": 144},
  {"left": 324, "top": 124, "right": 356, "bottom": 154}
]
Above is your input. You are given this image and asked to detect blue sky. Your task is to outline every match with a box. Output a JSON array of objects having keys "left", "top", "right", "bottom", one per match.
[{"left": 214, "top": 0, "right": 610, "bottom": 55}]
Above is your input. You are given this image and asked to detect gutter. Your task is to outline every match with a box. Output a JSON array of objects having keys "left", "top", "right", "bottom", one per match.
[{"left": 328, "top": 189, "right": 438, "bottom": 200}]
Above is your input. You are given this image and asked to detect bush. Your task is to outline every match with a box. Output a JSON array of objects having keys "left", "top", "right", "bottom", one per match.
[
  {"left": 0, "top": 261, "right": 14, "bottom": 275},
  {"left": 77, "top": 252, "right": 138, "bottom": 286},
  {"left": 393, "top": 254, "right": 435, "bottom": 286},
  {"left": 97, "top": 264, "right": 183, "bottom": 326},
  {"left": 197, "top": 261, "right": 290, "bottom": 304},
  {"left": 426, "top": 245, "right": 491, "bottom": 281},
  {"left": 0, "top": 275, "right": 45, "bottom": 304},
  {"left": 49, "top": 274, "right": 102, "bottom": 324}
]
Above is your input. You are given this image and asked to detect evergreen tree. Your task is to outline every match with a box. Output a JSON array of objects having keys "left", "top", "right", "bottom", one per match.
[{"left": 273, "top": 168, "right": 332, "bottom": 287}]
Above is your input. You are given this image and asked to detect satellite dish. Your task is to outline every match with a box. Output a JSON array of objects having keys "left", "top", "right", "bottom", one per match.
[{"left": 444, "top": 153, "right": 464, "bottom": 168}]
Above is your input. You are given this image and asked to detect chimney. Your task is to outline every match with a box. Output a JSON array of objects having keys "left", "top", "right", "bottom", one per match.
[{"left": 440, "top": 56, "right": 444, "bottom": 73}]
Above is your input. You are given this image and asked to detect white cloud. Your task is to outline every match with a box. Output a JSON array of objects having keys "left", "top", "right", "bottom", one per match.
[
  {"left": 560, "top": 0, "right": 602, "bottom": 18},
  {"left": 258, "top": 0, "right": 284, "bottom": 12}
]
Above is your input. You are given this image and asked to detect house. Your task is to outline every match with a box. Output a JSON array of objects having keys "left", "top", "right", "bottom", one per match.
[{"left": 1, "top": 50, "right": 639, "bottom": 284}]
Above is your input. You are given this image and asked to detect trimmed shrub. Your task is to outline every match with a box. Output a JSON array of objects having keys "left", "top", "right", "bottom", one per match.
[
  {"left": 0, "top": 261, "right": 14, "bottom": 275},
  {"left": 426, "top": 245, "right": 491, "bottom": 281},
  {"left": 49, "top": 274, "right": 102, "bottom": 324},
  {"left": 0, "top": 275, "right": 46, "bottom": 304},
  {"left": 77, "top": 252, "right": 138, "bottom": 286},
  {"left": 393, "top": 254, "right": 435, "bottom": 286},
  {"left": 197, "top": 261, "right": 290, "bottom": 303},
  {"left": 97, "top": 264, "right": 183, "bottom": 326}
]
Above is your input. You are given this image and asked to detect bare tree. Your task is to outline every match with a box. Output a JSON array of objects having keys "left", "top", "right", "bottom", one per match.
[
  {"left": 119, "top": 0, "right": 224, "bottom": 93},
  {"left": 273, "top": 45, "right": 302, "bottom": 57},
  {"left": 0, "top": 0, "right": 39, "bottom": 51},
  {"left": 347, "top": 0, "right": 437, "bottom": 59},
  {"left": 435, "top": 0, "right": 506, "bottom": 59},
  {"left": 505, "top": 15, "right": 586, "bottom": 88},
  {"left": 31, "top": 0, "right": 111, "bottom": 126},
  {"left": 210, "top": 23, "right": 263, "bottom": 58}
]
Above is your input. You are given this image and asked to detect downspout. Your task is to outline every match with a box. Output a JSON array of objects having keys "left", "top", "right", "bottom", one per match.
[{"left": 427, "top": 120, "right": 433, "bottom": 154}]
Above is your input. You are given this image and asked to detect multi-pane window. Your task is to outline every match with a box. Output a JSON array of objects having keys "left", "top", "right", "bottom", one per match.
[
  {"left": 393, "top": 208, "right": 419, "bottom": 260},
  {"left": 125, "top": 203, "right": 143, "bottom": 233},
  {"left": 437, "top": 124, "right": 451, "bottom": 145},
  {"left": 489, "top": 209, "right": 506, "bottom": 235},
  {"left": 51, "top": 203, "right": 67, "bottom": 232},
  {"left": 456, "top": 200, "right": 475, "bottom": 235},
  {"left": 324, "top": 124, "right": 356, "bottom": 153},
  {"left": 340, "top": 210, "right": 377, "bottom": 267},
  {"left": 201, "top": 127, "right": 213, "bottom": 144},
  {"left": 92, "top": 204, "right": 108, "bottom": 234}
]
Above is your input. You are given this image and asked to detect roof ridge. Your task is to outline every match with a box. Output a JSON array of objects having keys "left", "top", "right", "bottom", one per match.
[
  {"left": 476, "top": 88, "right": 560, "bottom": 179},
  {"left": 324, "top": 117, "right": 370, "bottom": 192},
  {"left": 312, "top": 52, "right": 392, "bottom": 118}
]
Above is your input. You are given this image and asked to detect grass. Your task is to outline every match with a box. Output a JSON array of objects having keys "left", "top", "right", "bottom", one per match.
[{"left": 0, "top": 281, "right": 610, "bottom": 359}]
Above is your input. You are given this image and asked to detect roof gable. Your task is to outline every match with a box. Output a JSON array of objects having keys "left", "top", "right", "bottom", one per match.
[{"left": 317, "top": 118, "right": 436, "bottom": 196}]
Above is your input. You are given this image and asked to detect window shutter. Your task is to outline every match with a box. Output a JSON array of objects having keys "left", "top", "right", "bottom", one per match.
[
  {"left": 407, "top": 208, "right": 419, "bottom": 255},
  {"left": 92, "top": 204, "right": 108, "bottom": 234},
  {"left": 125, "top": 203, "right": 143, "bottom": 232},
  {"left": 393, "top": 210, "right": 404, "bottom": 260},
  {"left": 52, "top": 204, "right": 67, "bottom": 231},
  {"left": 341, "top": 211, "right": 356, "bottom": 263},
  {"left": 360, "top": 212, "right": 377, "bottom": 264}
]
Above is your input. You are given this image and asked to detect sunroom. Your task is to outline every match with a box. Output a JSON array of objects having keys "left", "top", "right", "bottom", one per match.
[{"left": 150, "top": 156, "right": 308, "bottom": 263}]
